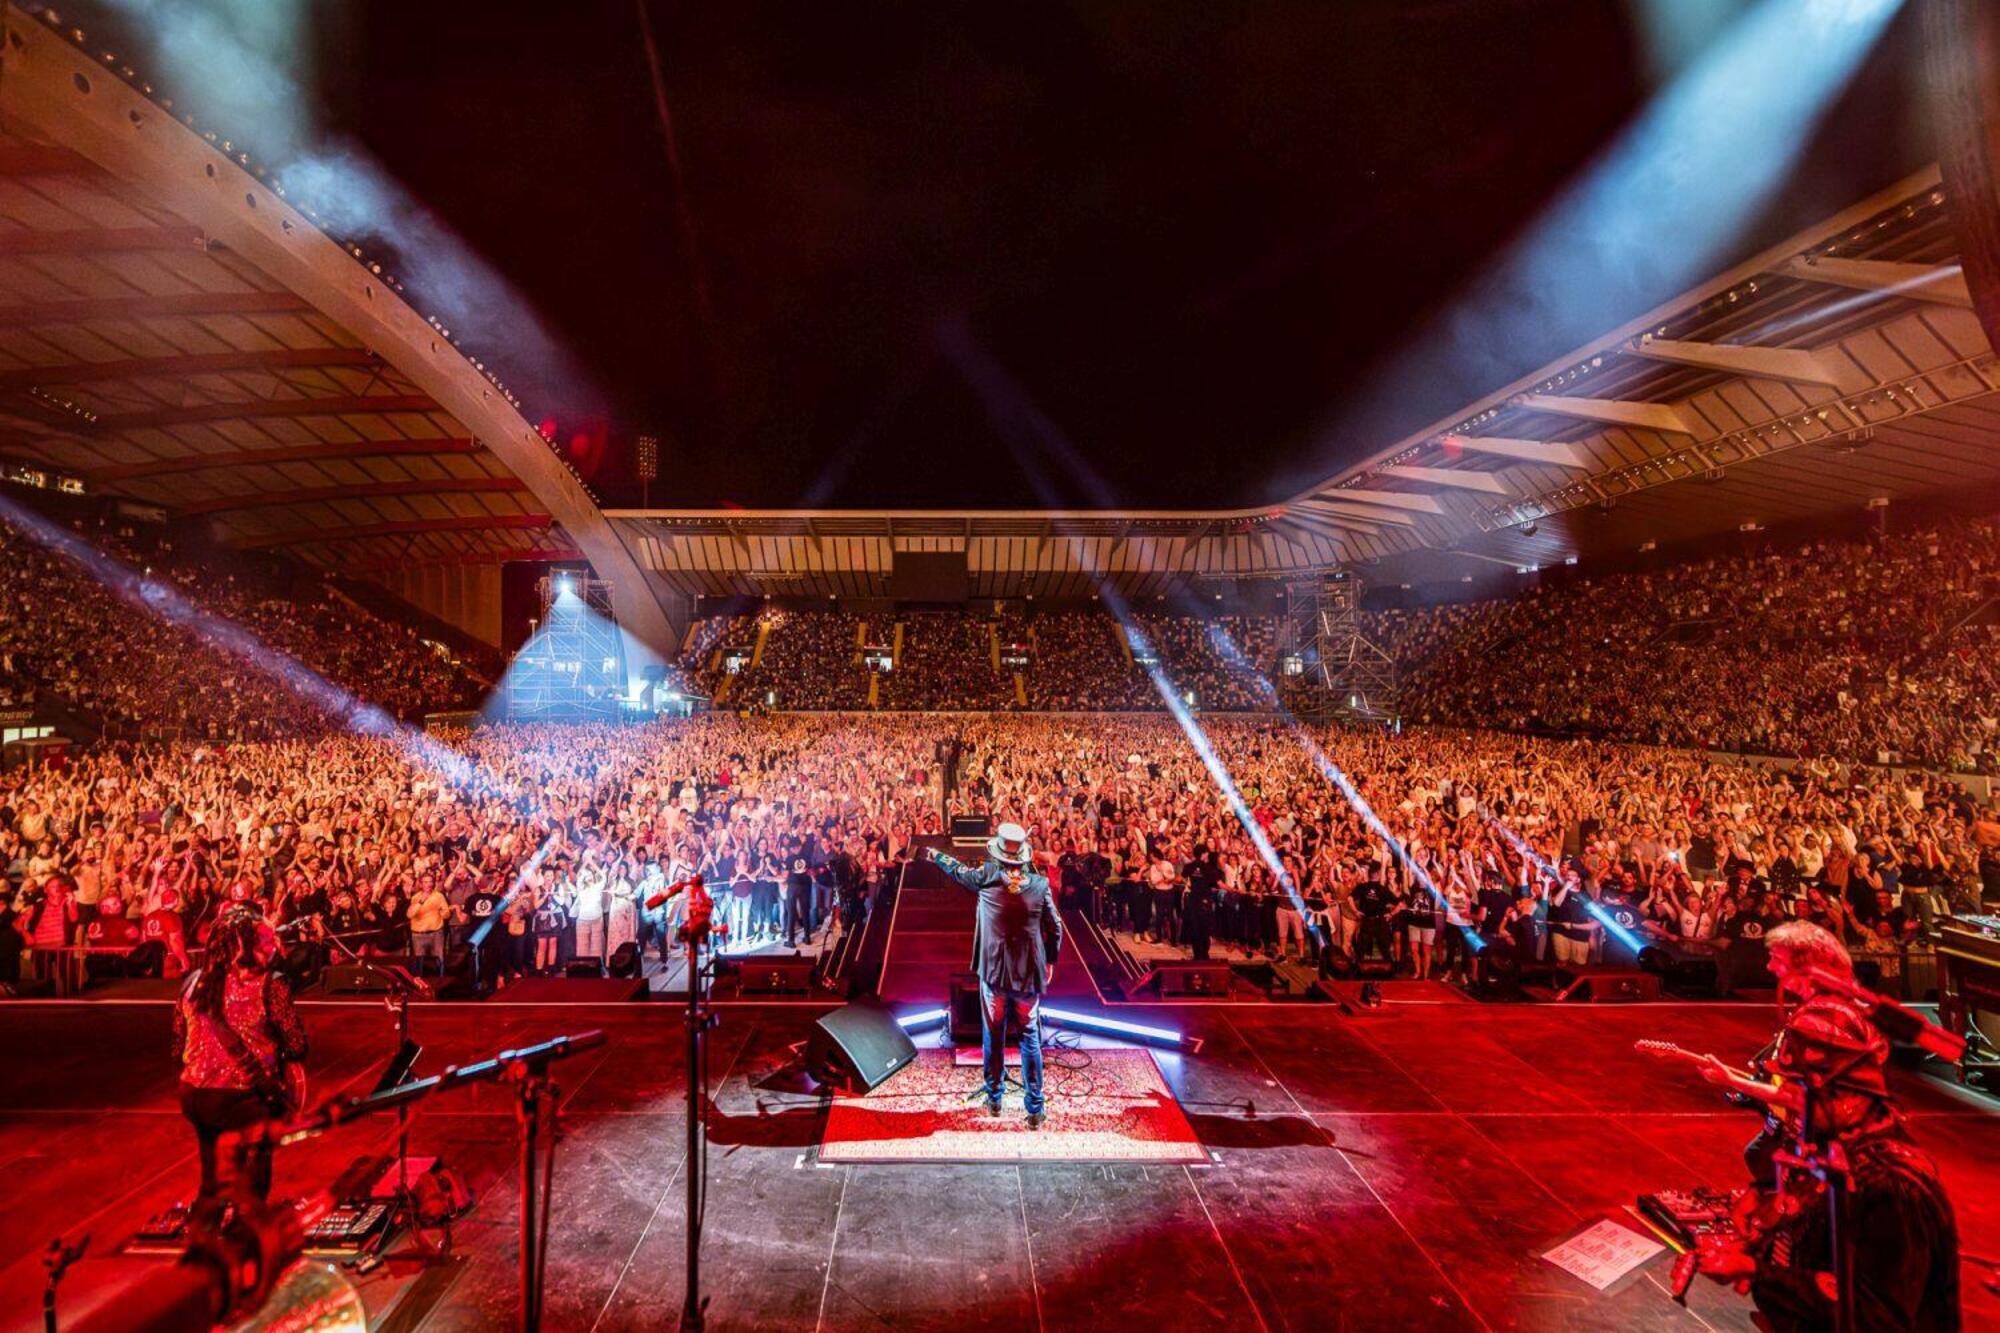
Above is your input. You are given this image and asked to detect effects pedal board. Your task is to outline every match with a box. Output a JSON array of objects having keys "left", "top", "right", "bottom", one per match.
[{"left": 1637, "top": 1186, "right": 1736, "bottom": 1249}]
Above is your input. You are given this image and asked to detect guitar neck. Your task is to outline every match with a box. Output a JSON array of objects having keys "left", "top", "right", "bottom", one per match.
[{"left": 1636, "top": 1039, "right": 1758, "bottom": 1081}]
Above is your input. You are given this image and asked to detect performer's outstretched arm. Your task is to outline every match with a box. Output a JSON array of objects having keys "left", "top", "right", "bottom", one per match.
[{"left": 925, "top": 847, "right": 983, "bottom": 893}]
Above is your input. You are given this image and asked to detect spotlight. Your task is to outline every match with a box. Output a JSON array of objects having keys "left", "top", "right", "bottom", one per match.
[{"left": 1521, "top": 521, "right": 1539, "bottom": 537}]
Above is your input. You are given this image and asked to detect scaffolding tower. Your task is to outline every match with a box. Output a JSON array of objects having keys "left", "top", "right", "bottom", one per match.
[
  {"left": 1283, "top": 571, "right": 1397, "bottom": 722},
  {"left": 506, "top": 572, "right": 628, "bottom": 722}
]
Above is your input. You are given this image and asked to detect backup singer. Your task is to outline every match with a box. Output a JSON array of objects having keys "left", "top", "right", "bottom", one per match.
[
  {"left": 1691, "top": 921, "right": 1959, "bottom": 1331},
  {"left": 927, "top": 824, "right": 1064, "bottom": 1128},
  {"left": 172, "top": 905, "right": 308, "bottom": 1226}
]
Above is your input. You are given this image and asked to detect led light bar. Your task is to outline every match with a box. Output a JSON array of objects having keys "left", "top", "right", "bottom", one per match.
[
  {"left": 894, "top": 1008, "right": 949, "bottom": 1030},
  {"left": 1040, "top": 1006, "right": 1203, "bottom": 1054}
]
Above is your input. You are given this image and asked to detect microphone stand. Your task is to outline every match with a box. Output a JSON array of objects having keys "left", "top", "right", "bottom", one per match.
[
  {"left": 675, "top": 879, "right": 725, "bottom": 1333},
  {"left": 321, "top": 931, "right": 434, "bottom": 1260}
]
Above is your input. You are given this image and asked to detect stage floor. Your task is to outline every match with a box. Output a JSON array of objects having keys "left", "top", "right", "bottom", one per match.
[{"left": 1, "top": 997, "right": 1993, "bottom": 1331}]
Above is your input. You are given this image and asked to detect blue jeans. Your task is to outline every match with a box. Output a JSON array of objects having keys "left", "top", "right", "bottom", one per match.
[
  {"left": 980, "top": 981, "right": 1044, "bottom": 1114},
  {"left": 411, "top": 929, "right": 446, "bottom": 975}
]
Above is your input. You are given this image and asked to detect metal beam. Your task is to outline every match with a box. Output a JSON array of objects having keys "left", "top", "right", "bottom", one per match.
[
  {"left": 0, "top": 347, "right": 380, "bottom": 392},
  {"left": 93, "top": 436, "right": 482, "bottom": 481},
  {"left": 1515, "top": 393, "right": 1697, "bottom": 435},
  {"left": 233, "top": 513, "right": 552, "bottom": 550},
  {"left": 1777, "top": 256, "right": 1970, "bottom": 307},
  {"left": 1444, "top": 435, "right": 1590, "bottom": 468},
  {"left": 1624, "top": 336, "right": 1865, "bottom": 392},
  {"left": 1312, "top": 487, "right": 1446, "bottom": 514},
  {"left": 95, "top": 394, "right": 439, "bottom": 431},
  {"left": 0, "top": 290, "right": 314, "bottom": 328},
  {"left": 0, "top": 143, "right": 95, "bottom": 176},
  {"left": 1376, "top": 463, "right": 1512, "bottom": 495},
  {"left": 0, "top": 225, "right": 206, "bottom": 256},
  {"left": 1295, "top": 498, "right": 1418, "bottom": 527},
  {"left": 349, "top": 546, "right": 583, "bottom": 574},
  {"left": 180, "top": 477, "right": 528, "bottom": 515}
]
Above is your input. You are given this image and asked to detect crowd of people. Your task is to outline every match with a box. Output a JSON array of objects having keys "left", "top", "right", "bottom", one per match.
[
  {"left": 0, "top": 513, "right": 488, "bottom": 741},
  {"left": 1389, "top": 514, "right": 2000, "bottom": 773},
  {"left": 658, "top": 512, "right": 2000, "bottom": 777},
  {"left": 940, "top": 717, "right": 1996, "bottom": 986},
  {"left": 0, "top": 717, "right": 942, "bottom": 993},
  {"left": 5, "top": 711, "right": 1992, "bottom": 996},
  {"left": 2, "top": 490, "right": 1997, "bottom": 998}
]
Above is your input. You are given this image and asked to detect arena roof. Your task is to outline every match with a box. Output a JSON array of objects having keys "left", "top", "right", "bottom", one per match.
[
  {"left": 607, "top": 165, "right": 2000, "bottom": 596},
  {"left": 6, "top": 3, "right": 1993, "bottom": 623},
  {"left": 0, "top": 4, "right": 675, "bottom": 651}
]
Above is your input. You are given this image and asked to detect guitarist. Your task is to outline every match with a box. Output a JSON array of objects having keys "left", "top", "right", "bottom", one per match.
[
  {"left": 1682, "top": 921, "right": 1959, "bottom": 1331},
  {"left": 172, "top": 904, "right": 309, "bottom": 1227}
]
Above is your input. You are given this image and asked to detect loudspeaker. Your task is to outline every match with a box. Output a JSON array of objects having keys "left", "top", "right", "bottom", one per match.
[
  {"left": 739, "top": 953, "right": 817, "bottom": 994},
  {"left": 948, "top": 971, "right": 983, "bottom": 1042},
  {"left": 608, "top": 940, "right": 642, "bottom": 979},
  {"left": 1638, "top": 941, "right": 1721, "bottom": 996},
  {"left": 565, "top": 958, "right": 605, "bottom": 979},
  {"left": 1154, "top": 961, "right": 1234, "bottom": 997},
  {"left": 1557, "top": 966, "right": 1661, "bottom": 1003},
  {"left": 807, "top": 999, "right": 918, "bottom": 1091},
  {"left": 950, "top": 815, "right": 992, "bottom": 846}
]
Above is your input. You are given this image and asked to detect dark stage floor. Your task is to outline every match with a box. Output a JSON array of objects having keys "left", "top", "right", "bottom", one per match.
[{"left": 1, "top": 996, "right": 1993, "bottom": 1332}]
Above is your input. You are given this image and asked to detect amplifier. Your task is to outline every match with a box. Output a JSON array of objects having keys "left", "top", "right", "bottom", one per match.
[
  {"left": 1153, "top": 961, "right": 1234, "bottom": 997},
  {"left": 950, "top": 815, "right": 993, "bottom": 847},
  {"left": 739, "top": 953, "right": 817, "bottom": 994},
  {"left": 948, "top": 971, "right": 984, "bottom": 1042},
  {"left": 1556, "top": 966, "right": 1660, "bottom": 1003},
  {"left": 324, "top": 958, "right": 432, "bottom": 997}
]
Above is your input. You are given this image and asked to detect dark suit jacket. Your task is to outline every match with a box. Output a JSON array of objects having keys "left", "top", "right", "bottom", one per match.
[{"left": 934, "top": 852, "right": 1063, "bottom": 993}]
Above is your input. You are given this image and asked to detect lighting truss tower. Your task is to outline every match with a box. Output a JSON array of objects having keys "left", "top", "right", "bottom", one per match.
[
  {"left": 1284, "top": 571, "right": 1397, "bottom": 722},
  {"left": 507, "top": 572, "right": 628, "bottom": 722}
]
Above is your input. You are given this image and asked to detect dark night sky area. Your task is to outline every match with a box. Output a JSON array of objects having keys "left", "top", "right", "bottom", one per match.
[{"left": 87, "top": 1, "right": 1930, "bottom": 509}]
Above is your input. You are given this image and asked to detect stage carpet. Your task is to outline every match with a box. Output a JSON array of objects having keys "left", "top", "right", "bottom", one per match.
[{"left": 820, "top": 1046, "right": 1207, "bottom": 1164}]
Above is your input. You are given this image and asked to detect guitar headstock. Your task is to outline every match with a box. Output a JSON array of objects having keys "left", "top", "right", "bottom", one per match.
[{"left": 1634, "top": 1038, "right": 1683, "bottom": 1058}]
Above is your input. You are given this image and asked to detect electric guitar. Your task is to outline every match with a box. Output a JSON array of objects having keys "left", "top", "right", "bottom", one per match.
[{"left": 1634, "top": 1039, "right": 1799, "bottom": 1119}]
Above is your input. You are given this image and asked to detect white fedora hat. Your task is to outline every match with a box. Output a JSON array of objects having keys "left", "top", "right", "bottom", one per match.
[{"left": 987, "top": 822, "right": 1032, "bottom": 866}]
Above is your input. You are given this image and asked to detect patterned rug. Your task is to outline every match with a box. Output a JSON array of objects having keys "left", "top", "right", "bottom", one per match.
[{"left": 819, "top": 1045, "right": 1206, "bottom": 1163}]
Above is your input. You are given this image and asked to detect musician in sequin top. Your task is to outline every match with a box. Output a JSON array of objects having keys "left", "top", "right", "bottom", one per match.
[{"left": 172, "top": 904, "right": 308, "bottom": 1226}]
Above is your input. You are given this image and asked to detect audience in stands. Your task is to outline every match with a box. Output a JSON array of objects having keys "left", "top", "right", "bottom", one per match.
[
  {"left": 1390, "top": 515, "right": 2000, "bottom": 773},
  {"left": 0, "top": 515, "right": 486, "bottom": 740},
  {"left": 663, "top": 513, "right": 2000, "bottom": 776},
  {"left": 3, "top": 499, "right": 1997, "bottom": 997}
]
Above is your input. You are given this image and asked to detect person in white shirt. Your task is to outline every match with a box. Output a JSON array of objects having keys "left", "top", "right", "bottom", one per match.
[{"left": 573, "top": 858, "right": 609, "bottom": 964}]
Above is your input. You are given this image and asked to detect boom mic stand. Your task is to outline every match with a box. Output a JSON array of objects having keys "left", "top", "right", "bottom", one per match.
[
  {"left": 322, "top": 930, "right": 436, "bottom": 1260},
  {"left": 70, "top": 1031, "right": 607, "bottom": 1333},
  {"left": 654, "top": 875, "right": 726, "bottom": 1333}
]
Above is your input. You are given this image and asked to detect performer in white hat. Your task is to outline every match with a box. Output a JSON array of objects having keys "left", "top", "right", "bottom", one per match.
[{"left": 927, "top": 823, "right": 1064, "bottom": 1128}]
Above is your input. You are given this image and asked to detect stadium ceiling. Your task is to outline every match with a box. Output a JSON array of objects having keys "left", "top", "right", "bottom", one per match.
[
  {"left": 0, "top": 4, "right": 676, "bottom": 652},
  {"left": 611, "top": 163, "right": 2000, "bottom": 596},
  {"left": 5, "top": 2, "right": 1992, "bottom": 615}
]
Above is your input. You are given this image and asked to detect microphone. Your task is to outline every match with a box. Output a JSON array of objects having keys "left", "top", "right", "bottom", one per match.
[
  {"left": 1803, "top": 964, "right": 1968, "bottom": 1064},
  {"left": 645, "top": 874, "right": 702, "bottom": 912}
]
